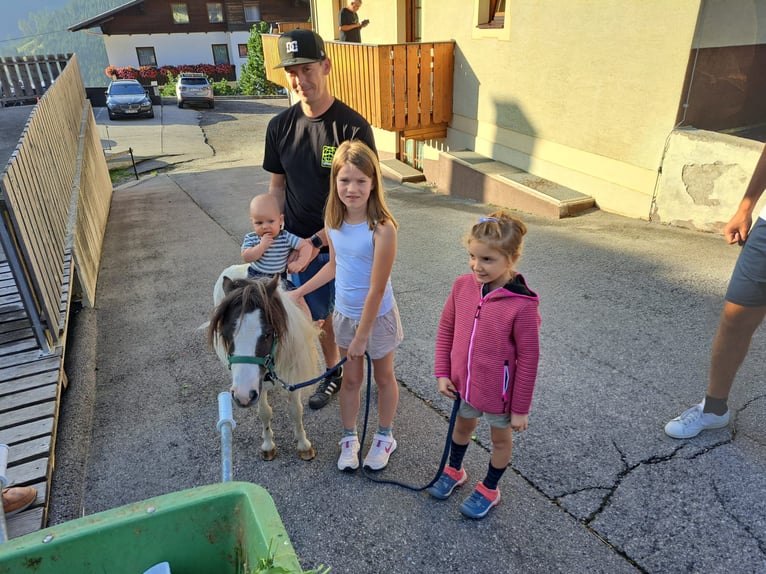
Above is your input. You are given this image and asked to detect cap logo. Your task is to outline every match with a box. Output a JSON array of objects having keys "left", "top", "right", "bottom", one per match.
[{"left": 285, "top": 40, "right": 300, "bottom": 54}]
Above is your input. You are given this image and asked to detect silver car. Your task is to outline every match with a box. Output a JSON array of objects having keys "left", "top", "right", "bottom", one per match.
[{"left": 176, "top": 73, "right": 214, "bottom": 109}]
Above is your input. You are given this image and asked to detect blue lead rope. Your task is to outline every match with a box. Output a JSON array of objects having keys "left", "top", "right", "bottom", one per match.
[
  {"left": 359, "top": 354, "right": 461, "bottom": 491},
  {"left": 281, "top": 352, "right": 460, "bottom": 491}
]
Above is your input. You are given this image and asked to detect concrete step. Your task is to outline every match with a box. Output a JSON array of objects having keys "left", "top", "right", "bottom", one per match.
[
  {"left": 380, "top": 158, "right": 427, "bottom": 183},
  {"left": 445, "top": 150, "right": 595, "bottom": 219}
]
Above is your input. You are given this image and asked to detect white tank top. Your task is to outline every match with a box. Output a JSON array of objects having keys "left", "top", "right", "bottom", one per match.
[{"left": 329, "top": 221, "right": 395, "bottom": 320}]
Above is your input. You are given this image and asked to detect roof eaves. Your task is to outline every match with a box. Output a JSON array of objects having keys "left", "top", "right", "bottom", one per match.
[{"left": 68, "top": 0, "right": 145, "bottom": 32}]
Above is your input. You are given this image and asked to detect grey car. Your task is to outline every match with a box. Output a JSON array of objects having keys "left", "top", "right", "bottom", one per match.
[{"left": 105, "top": 80, "right": 154, "bottom": 120}]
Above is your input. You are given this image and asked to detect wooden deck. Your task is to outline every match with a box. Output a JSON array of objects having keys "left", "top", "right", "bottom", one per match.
[{"left": 0, "top": 251, "right": 70, "bottom": 538}]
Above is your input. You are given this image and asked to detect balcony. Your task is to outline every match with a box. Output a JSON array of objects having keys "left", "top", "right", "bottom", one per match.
[{"left": 262, "top": 35, "right": 454, "bottom": 139}]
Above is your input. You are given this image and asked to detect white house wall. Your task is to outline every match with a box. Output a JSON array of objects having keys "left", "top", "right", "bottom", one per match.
[{"left": 104, "top": 32, "right": 251, "bottom": 78}]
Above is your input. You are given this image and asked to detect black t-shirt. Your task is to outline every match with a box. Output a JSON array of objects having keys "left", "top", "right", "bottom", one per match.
[
  {"left": 263, "top": 99, "right": 377, "bottom": 239},
  {"left": 339, "top": 7, "right": 361, "bottom": 43}
]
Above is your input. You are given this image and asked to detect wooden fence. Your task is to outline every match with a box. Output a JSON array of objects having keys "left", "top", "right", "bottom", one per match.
[
  {"left": 0, "top": 54, "right": 71, "bottom": 107},
  {"left": 0, "top": 54, "right": 112, "bottom": 352},
  {"left": 263, "top": 36, "right": 454, "bottom": 138}
]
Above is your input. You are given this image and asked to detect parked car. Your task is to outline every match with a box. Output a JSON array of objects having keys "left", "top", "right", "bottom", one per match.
[
  {"left": 105, "top": 79, "right": 154, "bottom": 120},
  {"left": 176, "top": 73, "right": 214, "bottom": 109}
]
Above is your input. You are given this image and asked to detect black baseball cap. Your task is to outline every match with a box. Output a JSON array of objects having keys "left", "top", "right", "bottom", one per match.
[{"left": 275, "top": 29, "right": 327, "bottom": 69}]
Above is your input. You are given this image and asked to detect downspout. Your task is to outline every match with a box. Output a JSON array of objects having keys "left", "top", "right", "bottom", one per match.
[
  {"left": 309, "top": 0, "right": 318, "bottom": 29},
  {"left": 649, "top": 0, "right": 706, "bottom": 221}
]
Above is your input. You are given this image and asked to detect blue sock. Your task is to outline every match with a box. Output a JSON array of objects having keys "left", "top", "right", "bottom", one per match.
[
  {"left": 377, "top": 425, "right": 392, "bottom": 436},
  {"left": 343, "top": 428, "right": 357, "bottom": 437}
]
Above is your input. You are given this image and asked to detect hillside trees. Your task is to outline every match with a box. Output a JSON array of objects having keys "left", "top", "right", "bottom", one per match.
[{"left": 14, "top": 0, "right": 123, "bottom": 87}]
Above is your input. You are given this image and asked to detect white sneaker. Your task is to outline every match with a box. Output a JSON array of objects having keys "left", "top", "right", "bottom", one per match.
[
  {"left": 664, "top": 402, "right": 730, "bottom": 439},
  {"left": 337, "top": 436, "right": 360, "bottom": 471},
  {"left": 363, "top": 433, "right": 397, "bottom": 470}
]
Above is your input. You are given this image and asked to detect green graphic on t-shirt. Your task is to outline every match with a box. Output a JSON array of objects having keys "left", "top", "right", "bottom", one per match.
[{"left": 321, "top": 145, "right": 336, "bottom": 168}]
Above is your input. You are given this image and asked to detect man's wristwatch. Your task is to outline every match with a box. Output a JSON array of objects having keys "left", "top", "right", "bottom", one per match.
[{"left": 310, "top": 234, "right": 323, "bottom": 249}]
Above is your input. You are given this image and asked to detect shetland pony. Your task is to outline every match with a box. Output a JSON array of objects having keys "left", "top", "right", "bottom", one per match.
[{"left": 209, "top": 264, "right": 321, "bottom": 460}]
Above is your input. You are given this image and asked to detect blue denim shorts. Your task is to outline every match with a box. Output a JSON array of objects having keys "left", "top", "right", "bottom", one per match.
[
  {"left": 290, "top": 253, "right": 334, "bottom": 321},
  {"left": 725, "top": 217, "right": 766, "bottom": 307},
  {"left": 247, "top": 268, "right": 296, "bottom": 290}
]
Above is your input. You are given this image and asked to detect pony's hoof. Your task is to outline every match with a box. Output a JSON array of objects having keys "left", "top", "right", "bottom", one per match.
[
  {"left": 298, "top": 447, "right": 316, "bottom": 461},
  {"left": 261, "top": 448, "right": 277, "bottom": 461}
]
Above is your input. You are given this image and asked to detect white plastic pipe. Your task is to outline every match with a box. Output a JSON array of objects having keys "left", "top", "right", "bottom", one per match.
[
  {"left": 0, "top": 444, "right": 9, "bottom": 544},
  {"left": 0, "top": 444, "right": 8, "bottom": 489}
]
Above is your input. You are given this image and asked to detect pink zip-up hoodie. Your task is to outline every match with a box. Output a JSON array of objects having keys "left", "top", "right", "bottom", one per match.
[{"left": 434, "top": 273, "right": 540, "bottom": 415}]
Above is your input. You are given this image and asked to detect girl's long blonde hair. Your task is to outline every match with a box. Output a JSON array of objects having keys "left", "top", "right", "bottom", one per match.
[{"left": 325, "top": 140, "right": 398, "bottom": 230}]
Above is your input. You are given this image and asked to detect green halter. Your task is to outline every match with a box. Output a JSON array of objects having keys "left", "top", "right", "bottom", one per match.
[{"left": 227, "top": 337, "right": 278, "bottom": 371}]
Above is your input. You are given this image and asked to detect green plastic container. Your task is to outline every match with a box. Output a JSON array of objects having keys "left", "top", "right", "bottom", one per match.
[{"left": 0, "top": 482, "right": 301, "bottom": 574}]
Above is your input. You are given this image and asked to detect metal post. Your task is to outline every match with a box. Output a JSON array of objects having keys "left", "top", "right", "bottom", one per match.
[
  {"left": 216, "top": 392, "right": 236, "bottom": 483},
  {"left": 129, "top": 148, "right": 139, "bottom": 180}
]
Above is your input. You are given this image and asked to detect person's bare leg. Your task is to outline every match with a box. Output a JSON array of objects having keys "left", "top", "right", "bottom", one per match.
[
  {"left": 707, "top": 302, "right": 766, "bottom": 399},
  {"left": 319, "top": 313, "right": 339, "bottom": 369}
]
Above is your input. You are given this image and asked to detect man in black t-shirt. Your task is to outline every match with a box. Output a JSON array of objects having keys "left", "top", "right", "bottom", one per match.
[
  {"left": 264, "top": 29, "right": 376, "bottom": 410},
  {"left": 338, "top": 0, "right": 368, "bottom": 43}
]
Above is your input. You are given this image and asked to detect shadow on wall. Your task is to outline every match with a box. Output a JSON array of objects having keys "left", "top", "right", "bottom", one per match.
[{"left": 428, "top": 45, "right": 538, "bottom": 209}]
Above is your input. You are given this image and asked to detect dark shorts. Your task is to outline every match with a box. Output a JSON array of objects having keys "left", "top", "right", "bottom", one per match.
[
  {"left": 291, "top": 253, "right": 334, "bottom": 321},
  {"left": 247, "top": 268, "right": 296, "bottom": 290},
  {"left": 725, "top": 217, "right": 766, "bottom": 307}
]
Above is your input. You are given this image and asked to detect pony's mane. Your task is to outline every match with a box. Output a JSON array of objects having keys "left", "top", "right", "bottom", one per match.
[{"left": 208, "top": 278, "right": 286, "bottom": 351}]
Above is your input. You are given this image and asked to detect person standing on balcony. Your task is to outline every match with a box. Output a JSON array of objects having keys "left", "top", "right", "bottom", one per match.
[
  {"left": 264, "top": 29, "right": 377, "bottom": 411},
  {"left": 339, "top": 0, "right": 368, "bottom": 43}
]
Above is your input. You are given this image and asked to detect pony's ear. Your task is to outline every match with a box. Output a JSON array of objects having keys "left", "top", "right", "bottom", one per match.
[
  {"left": 266, "top": 274, "right": 280, "bottom": 294},
  {"left": 222, "top": 276, "right": 235, "bottom": 294}
]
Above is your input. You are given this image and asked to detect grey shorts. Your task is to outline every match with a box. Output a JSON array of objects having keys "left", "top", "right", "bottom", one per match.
[
  {"left": 725, "top": 217, "right": 766, "bottom": 307},
  {"left": 332, "top": 303, "right": 404, "bottom": 359},
  {"left": 458, "top": 401, "right": 511, "bottom": 429}
]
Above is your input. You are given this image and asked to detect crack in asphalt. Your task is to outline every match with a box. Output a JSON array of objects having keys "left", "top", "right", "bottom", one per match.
[{"left": 712, "top": 480, "right": 766, "bottom": 556}]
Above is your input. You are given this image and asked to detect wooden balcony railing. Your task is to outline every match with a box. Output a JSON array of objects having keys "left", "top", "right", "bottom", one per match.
[
  {"left": 274, "top": 22, "right": 312, "bottom": 33},
  {"left": 263, "top": 35, "right": 454, "bottom": 137}
]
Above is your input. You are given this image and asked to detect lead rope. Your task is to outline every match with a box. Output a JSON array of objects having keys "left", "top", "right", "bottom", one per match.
[
  {"left": 357, "top": 352, "right": 460, "bottom": 491},
  {"left": 277, "top": 352, "right": 460, "bottom": 491}
]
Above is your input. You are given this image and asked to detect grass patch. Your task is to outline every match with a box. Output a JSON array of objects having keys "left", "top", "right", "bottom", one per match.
[{"left": 109, "top": 167, "right": 137, "bottom": 186}]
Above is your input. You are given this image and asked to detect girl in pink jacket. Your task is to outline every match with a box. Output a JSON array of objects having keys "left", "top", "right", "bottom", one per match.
[{"left": 429, "top": 210, "right": 540, "bottom": 519}]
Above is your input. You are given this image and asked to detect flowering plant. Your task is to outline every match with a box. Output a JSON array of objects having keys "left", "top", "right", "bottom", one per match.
[{"left": 105, "top": 63, "right": 235, "bottom": 84}]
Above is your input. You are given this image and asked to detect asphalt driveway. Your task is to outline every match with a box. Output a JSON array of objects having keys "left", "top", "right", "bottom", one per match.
[{"left": 45, "top": 98, "right": 766, "bottom": 573}]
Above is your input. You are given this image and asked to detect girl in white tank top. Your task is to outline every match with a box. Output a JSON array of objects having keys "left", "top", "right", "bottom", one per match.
[{"left": 290, "top": 140, "right": 403, "bottom": 472}]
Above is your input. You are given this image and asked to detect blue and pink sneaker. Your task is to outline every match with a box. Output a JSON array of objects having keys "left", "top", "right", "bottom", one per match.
[
  {"left": 428, "top": 466, "right": 468, "bottom": 500},
  {"left": 459, "top": 482, "right": 501, "bottom": 519}
]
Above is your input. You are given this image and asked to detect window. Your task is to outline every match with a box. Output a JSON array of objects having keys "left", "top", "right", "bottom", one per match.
[
  {"left": 136, "top": 47, "right": 157, "bottom": 67},
  {"left": 207, "top": 3, "right": 224, "bottom": 23},
  {"left": 243, "top": 2, "right": 261, "bottom": 23},
  {"left": 473, "top": 0, "right": 509, "bottom": 39},
  {"left": 238, "top": 44, "right": 248, "bottom": 58},
  {"left": 477, "top": 0, "right": 505, "bottom": 29},
  {"left": 212, "top": 44, "right": 230, "bottom": 65},
  {"left": 171, "top": 3, "right": 189, "bottom": 24}
]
